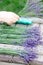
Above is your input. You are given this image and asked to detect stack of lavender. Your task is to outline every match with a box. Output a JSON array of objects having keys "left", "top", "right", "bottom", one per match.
[{"left": 0, "top": 23, "right": 42, "bottom": 65}]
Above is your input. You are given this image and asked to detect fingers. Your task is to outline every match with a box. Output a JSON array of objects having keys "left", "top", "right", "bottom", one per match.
[
  {"left": 5, "top": 11, "right": 19, "bottom": 25},
  {"left": 0, "top": 11, "right": 20, "bottom": 25},
  {"left": 5, "top": 17, "right": 19, "bottom": 25}
]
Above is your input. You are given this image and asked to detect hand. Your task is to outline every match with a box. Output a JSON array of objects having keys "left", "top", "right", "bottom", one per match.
[{"left": 0, "top": 11, "right": 19, "bottom": 25}]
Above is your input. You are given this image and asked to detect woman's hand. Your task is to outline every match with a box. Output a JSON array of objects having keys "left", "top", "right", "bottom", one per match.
[{"left": 0, "top": 11, "right": 19, "bottom": 25}]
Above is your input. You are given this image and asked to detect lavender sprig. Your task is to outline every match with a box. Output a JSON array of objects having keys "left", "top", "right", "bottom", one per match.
[{"left": 23, "top": 26, "right": 41, "bottom": 47}]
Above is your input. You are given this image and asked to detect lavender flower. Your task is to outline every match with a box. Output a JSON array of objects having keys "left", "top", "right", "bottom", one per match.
[
  {"left": 20, "top": 46, "right": 37, "bottom": 63},
  {"left": 23, "top": 26, "right": 41, "bottom": 47},
  {"left": 0, "top": 25, "right": 41, "bottom": 63},
  {"left": 0, "top": 44, "right": 37, "bottom": 63}
]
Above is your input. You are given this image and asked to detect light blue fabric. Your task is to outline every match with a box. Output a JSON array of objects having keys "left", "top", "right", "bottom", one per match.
[{"left": 16, "top": 17, "right": 32, "bottom": 25}]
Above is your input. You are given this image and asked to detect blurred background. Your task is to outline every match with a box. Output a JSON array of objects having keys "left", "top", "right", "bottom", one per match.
[
  {"left": 0, "top": 0, "right": 26, "bottom": 14},
  {"left": 0, "top": 0, "right": 43, "bottom": 17}
]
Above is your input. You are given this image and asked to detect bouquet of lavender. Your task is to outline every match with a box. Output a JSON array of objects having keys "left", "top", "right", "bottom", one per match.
[{"left": 0, "top": 23, "right": 42, "bottom": 64}]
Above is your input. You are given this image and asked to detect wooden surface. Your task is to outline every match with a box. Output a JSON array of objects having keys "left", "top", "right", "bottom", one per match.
[{"left": 0, "top": 62, "right": 26, "bottom": 65}]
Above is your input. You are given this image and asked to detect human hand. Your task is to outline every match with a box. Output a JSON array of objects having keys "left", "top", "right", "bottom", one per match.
[{"left": 0, "top": 11, "right": 19, "bottom": 25}]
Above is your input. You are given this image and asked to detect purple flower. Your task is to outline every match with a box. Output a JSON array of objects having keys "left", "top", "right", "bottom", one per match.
[
  {"left": 23, "top": 26, "right": 41, "bottom": 47},
  {"left": 20, "top": 47, "right": 37, "bottom": 63}
]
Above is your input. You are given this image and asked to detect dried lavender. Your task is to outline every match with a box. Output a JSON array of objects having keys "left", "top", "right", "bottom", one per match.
[
  {"left": 0, "top": 44, "right": 37, "bottom": 63},
  {"left": 23, "top": 26, "right": 41, "bottom": 47},
  {"left": 0, "top": 25, "right": 42, "bottom": 63}
]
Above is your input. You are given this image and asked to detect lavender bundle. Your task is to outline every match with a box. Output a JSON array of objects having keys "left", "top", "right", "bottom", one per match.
[{"left": 0, "top": 24, "right": 42, "bottom": 64}]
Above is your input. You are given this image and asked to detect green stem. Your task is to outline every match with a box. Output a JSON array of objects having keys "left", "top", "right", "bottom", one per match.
[{"left": 0, "top": 44, "right": 25, "bottom": 56}]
